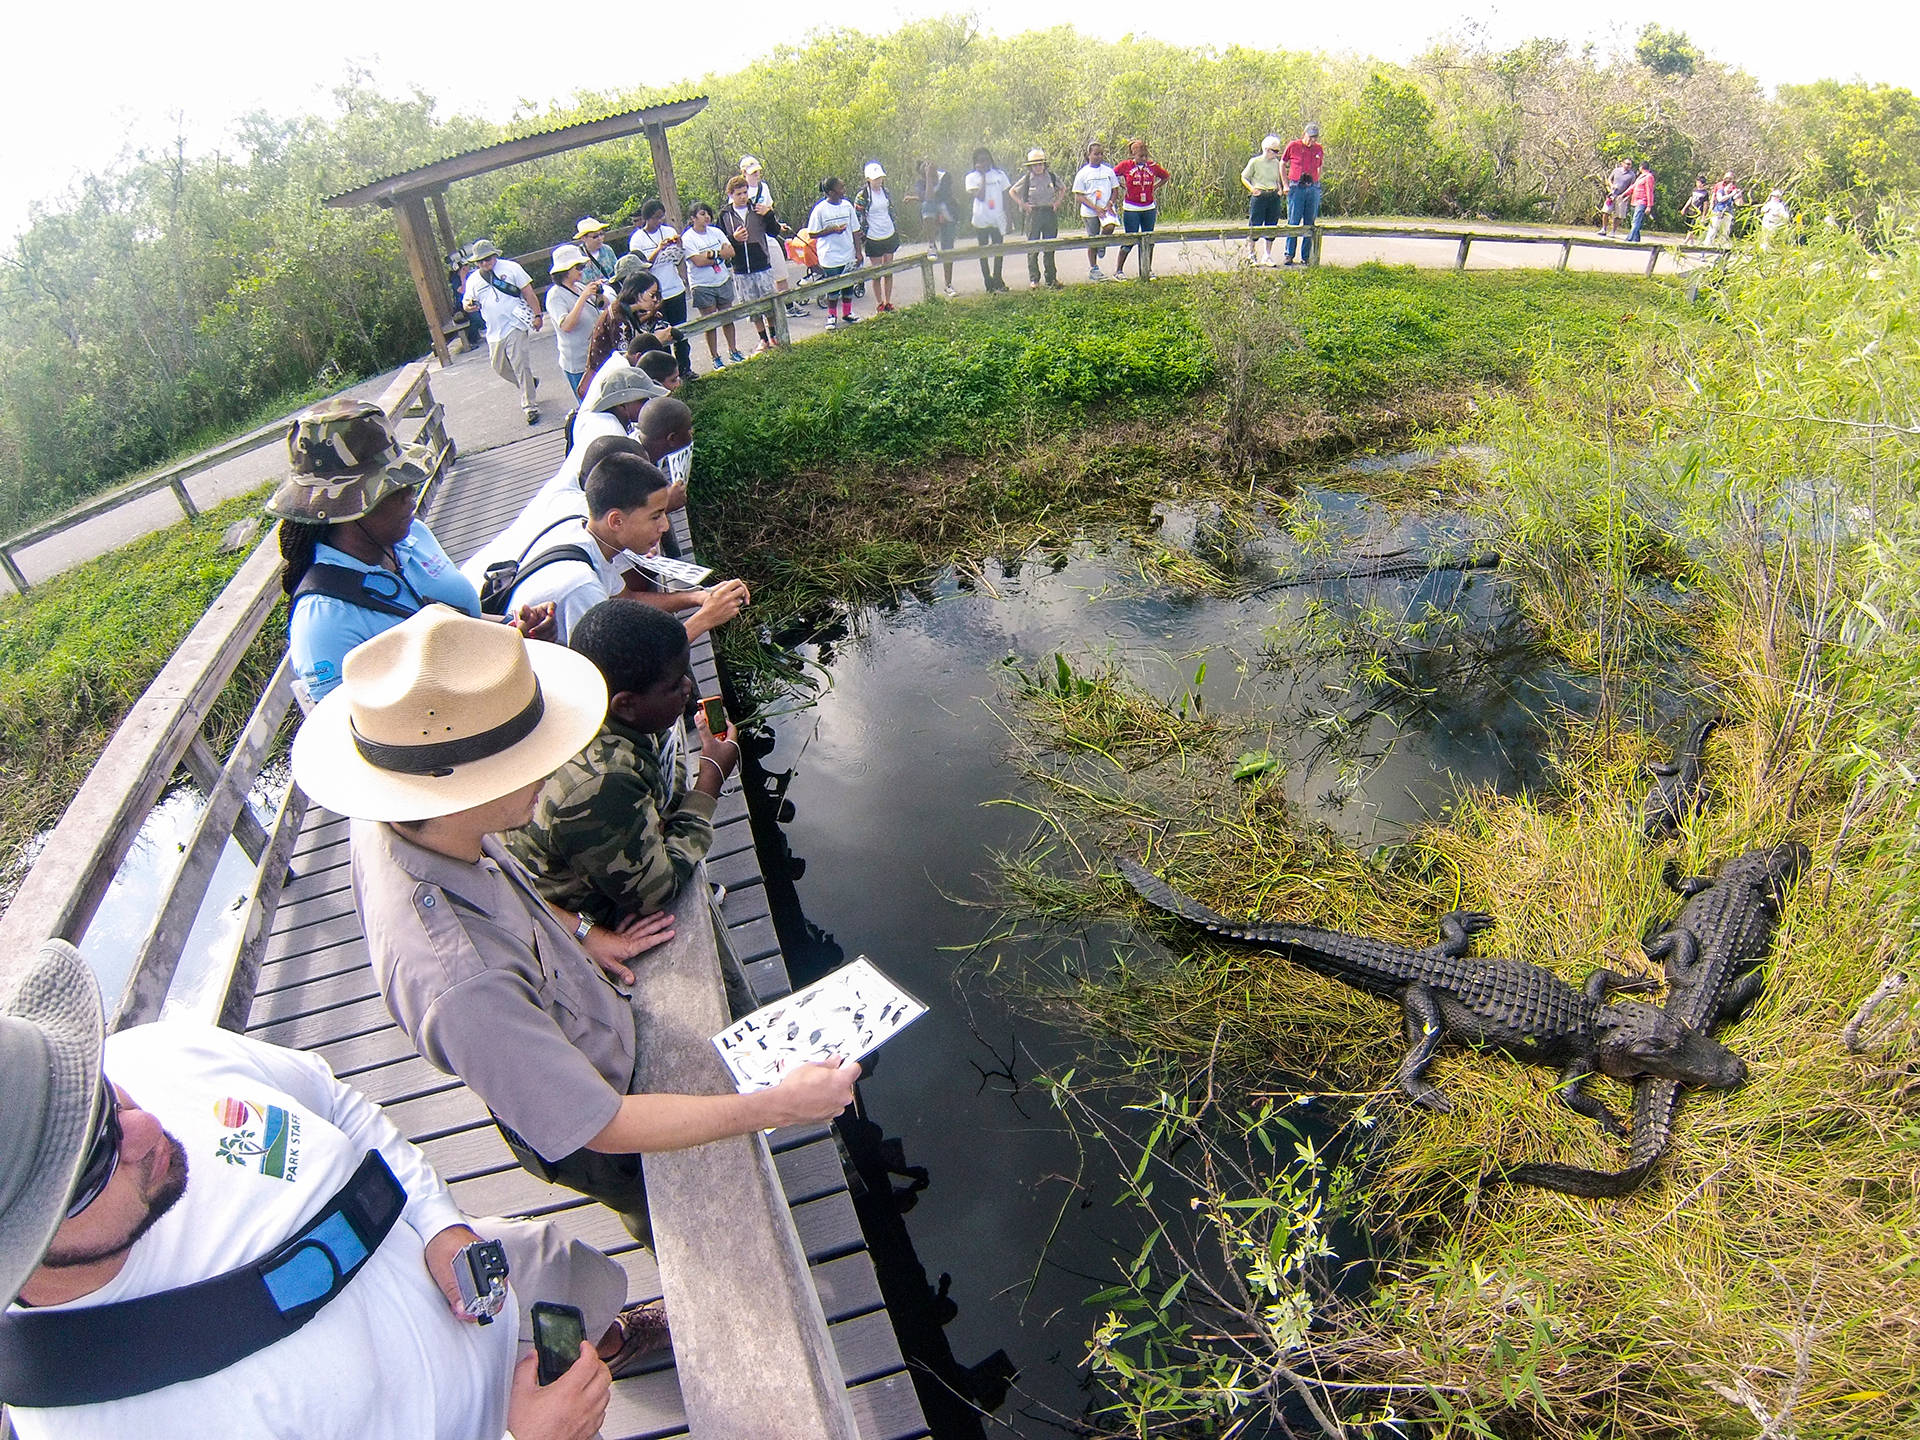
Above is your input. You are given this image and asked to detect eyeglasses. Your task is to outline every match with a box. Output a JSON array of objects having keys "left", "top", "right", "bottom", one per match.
[{"left": 65, "top": 1080, "right": 123, "bottom": 1219}]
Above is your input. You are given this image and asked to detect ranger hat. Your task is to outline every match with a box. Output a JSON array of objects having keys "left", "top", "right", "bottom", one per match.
[
  {"left": 265, "top": 401, "right": 428, "bottom": 524},
  {"left": 550, "top": 243, "right": 591, "bottom": 275},
  {"left": 466, "top": 238, "right": 503, "bottom": 262},
  {"left": 291, "top": 606, "right": 607, "bottom": 822},
  {"left": 573, "top": 216, "right": 610, "bottom": 240},
  {"left": 0, "top": 940, "right": 106, "bottom": 1308},
  {"left": 1026, "top": 148, "right": 1047, "bottom": 163}
]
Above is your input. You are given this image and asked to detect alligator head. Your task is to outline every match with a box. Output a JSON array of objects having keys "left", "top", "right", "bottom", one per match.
[
  {"left": 1593, "top": 1001, "right": 1748, "bottom": 1088},
  {"left": 1739, "top": 840, "right": 1812, "bottom": 907}
]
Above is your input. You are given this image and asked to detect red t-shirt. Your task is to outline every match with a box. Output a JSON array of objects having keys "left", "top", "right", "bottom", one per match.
[
  {"left": 1629, "top": 170, "right": 1656, "bottom": 208},
  {"left": 1113, "top": 159, "right": 1170, "bottom": 208},
  {"left": 1282, "top": 140, "right": 1324, "bottom": 184}
]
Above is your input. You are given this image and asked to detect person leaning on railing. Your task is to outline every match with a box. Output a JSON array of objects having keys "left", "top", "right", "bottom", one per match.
[
  {"left": 293, "top": 607, "right": 859, "bottom": 1250},
  {"left": 267, "top": 399, "right": 554, "bottom": 710}
]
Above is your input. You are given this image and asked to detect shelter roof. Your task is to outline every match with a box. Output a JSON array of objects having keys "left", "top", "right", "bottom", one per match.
[{"left": 324, "top": 95, "right": 708, "bottom": 208}]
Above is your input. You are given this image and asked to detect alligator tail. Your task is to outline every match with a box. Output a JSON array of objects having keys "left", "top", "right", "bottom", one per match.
[
  {"left": 1683, "top": 713, "right": 1722, "bottom": 761},
  {"left": 1116, "top": 856, "right": 1313, "bottom": 946},
  {"left": 1493, "top": 1156, "right": 1661, "bottom": 1197}
]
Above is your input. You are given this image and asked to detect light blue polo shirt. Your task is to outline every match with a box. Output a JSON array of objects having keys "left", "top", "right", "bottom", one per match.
[{"left": 289, "top": 520, "right": 482, "bottom": 706}]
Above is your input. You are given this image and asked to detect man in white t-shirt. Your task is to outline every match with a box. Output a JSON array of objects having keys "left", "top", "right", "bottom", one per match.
[
  {"left": 0, "top": 940, "right": 657, "bottom": 1440},
  {"left": 461, "top": 239, "right": 546, "bottom": 425},
  {"left": 1072, "top": 141, "right": 1121, "bottom": 281}
]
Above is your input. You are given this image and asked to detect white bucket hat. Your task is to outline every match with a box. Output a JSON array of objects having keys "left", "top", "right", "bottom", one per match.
[
  {"left": 550, "top": 243, "right": 590, "bottom": 274},
  {"left": 0, "top": 940, "right": 106, "bottom": 1308},
  {"left": 291, "top": 607, "right": 607, "bottom": 823}
]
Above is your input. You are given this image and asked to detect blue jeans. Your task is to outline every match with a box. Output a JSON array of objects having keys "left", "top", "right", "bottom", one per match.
[
  {"left": 1286, "top": 181, "right": 1321, "bottom": 262},
  {"left": 1629, "top": 203, "right": 1649, "bottom": 243},
  {"left": 562, "top": 369, "right": 584, "bottom": 398}
]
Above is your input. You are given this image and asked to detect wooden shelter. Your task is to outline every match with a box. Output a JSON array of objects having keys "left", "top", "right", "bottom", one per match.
[{"left": 326, "top": 96, "right": 708, "bottom": 364}]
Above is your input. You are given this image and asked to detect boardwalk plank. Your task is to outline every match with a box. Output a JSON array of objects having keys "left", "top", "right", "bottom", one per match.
[
  {"left": 246, "top": 964, "right": 379, "bottom": 1022},
  {"left": 851, "top": 1371, "right": 933, "bottom": 1440}
]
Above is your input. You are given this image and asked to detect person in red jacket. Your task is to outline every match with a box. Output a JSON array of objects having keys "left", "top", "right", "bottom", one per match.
[
  {"left": 1282, "top": 123, "right": 1325, "bottom": 266},
  {"left": 1627, "top": 162, "right": 1656, "bottom": 243},
  {"left": 1112, "top": 139, "right": 1170, "bottom": 279}
]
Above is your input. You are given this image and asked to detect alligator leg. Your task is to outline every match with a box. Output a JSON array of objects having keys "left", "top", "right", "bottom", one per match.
[
  {"left": 1583, "top": 968, "right": 1659, "bottom": 1004},
  {"left": 1396, "top": 984, "right": 1452, "bottom": 1111},
  {"left": 1643, "top": 927, "right": 1701, "bottom": 979},
  {"left": 1660, "top": 860, "right": 1714, "bottom": 898},
  {"left": 1435, "top": 911, "right": 1496, "bottom": 958},
  {"left": 1554, "top": 1064, "right": 1626, "bottom": 1138},
  {"left": 1717, "top": 968, "right": 1765, "bottom": 1023}
]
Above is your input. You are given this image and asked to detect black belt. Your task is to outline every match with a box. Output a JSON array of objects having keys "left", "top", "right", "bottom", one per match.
[{"left": 0, "top": 1150, "right": 405, "bottom": 1407}]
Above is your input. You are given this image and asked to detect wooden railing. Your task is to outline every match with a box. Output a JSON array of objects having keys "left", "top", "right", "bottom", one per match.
[
  {"left": 0, "top": 362, "right": 450, "bottom": 1029},
  {"left": 671, "top": 220, "right": 1732, "bottom": 347}
]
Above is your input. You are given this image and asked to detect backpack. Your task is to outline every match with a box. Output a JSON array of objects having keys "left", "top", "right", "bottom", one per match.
[
  {"left": 477, "top": 515, "right": 597, "bottom": 615},
  {"left": 292, "top": 563, "right": 424, "bottom": 621}
]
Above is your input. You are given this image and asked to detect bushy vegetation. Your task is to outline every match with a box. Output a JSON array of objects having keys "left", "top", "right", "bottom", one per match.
[
  {"left": 995, "top": 222, "right": 1920, "bottom": 1436},
  {"left": 4, "top": 17, "right": 1915, "bottom": 532}
]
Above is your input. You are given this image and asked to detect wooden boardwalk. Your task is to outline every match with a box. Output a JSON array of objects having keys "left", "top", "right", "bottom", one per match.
[{"left": 240, "top": 431, "right": 928, "bottom": 1439}]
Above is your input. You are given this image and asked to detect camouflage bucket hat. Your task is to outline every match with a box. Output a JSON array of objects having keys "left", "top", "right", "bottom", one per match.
[{"left": 266, "top": 405, "right": 432, "bottom": 524}]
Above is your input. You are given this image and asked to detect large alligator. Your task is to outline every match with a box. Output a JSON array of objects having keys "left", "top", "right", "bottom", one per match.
[
  {"left": 1641, "top": 715, "right": 1720, "bottom": 840},
  {"left": 1118, "top": 857, "right": 1747, "bottom": 1137},
  {"left": 1498, "top": 841, "right": 1808, "bottom": 1196}
]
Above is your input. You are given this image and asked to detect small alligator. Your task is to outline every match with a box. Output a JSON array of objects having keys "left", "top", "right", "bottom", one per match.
[
  {"left": 1641, "top": 715, "right": 1720, "bottom": 840},
  {"left": 1118, "top": 857, "right": 1747, "bottom": 1136},
  {"left": 1498, "top": 841, "right": 1808, "bottom": 1196}
]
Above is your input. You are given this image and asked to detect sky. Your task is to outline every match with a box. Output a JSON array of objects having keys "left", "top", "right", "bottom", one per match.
[{"left": 4, "top": 0, "right": 1912, "bottom": 242}]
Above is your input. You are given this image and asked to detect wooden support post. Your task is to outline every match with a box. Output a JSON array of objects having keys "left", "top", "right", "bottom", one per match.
[
  {"left": 0, "top": 546, "right": 28, "bottom": 593},
  {"left": 920, "top": 252, "right": 936, "bottom": 300},
  {"left": 1557, "top": 238, "right": 1572, "bottom": 271},
  {"left": 1454, "top": 235, "right": 1472, "bottom": 271},
  {"left": 769, "top": 296, "right": 791, "bottom": 348},
  {"left": 169, "top": 477, "right": 200, "bottom": 520},
  {"left": 1306, "top": 226, "right": 1321, "bottom": 267},
  {"left": 635, "top": 881, "right": 859, "bottom": 1440},
  {"left": 430, "top": 190, "right": 458, "bottom": 259},
  {"left": 392, "top": 194, "right": 454, "bottom": 367},
  {"left": 645, "top": 122, "right": 682, "bottom": 224},
  {"left": 1645, "top": 245, "right": 1661, "bottom": 277}
]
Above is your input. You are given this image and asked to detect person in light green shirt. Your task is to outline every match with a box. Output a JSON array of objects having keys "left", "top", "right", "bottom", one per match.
[{"left": 1242, "top": 135, "right": 1286, "bottom": 264}]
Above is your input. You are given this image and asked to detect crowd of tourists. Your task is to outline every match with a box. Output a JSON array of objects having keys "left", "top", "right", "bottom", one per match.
[
  {"left": 0, "top": 359, "right": 835, "bottom": 1437},
  {"left": 1602, "top": 160, "right": 1796, "bottom": 247}
]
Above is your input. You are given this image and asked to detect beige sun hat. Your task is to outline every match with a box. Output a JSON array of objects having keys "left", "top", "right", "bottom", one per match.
[
  {"left": 0, "top": 940, "right": 106, "bottom": 1308},
  {"left": 573, "top": 216, "right": 610, "bottom": 240},
  {"left": 1027, "top": 148, "right": 1047, "bottom": 163},
  {"left": 291, "top": 607, "right": 607, "bottom": 822},
  {"left": 550, "top": 243, "right": 591, "bottom": 274}
]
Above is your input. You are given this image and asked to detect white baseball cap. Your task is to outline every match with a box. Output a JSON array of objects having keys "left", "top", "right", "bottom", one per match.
[
  {"left": 863, "top": 161, "right": 886, "bottom": 180},
  {"left": 740, "top": 155, "right": 762, "bottom": 174}
]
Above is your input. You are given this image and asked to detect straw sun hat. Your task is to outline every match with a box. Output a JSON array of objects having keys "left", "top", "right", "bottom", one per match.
[
  {"left": 291, "top": 607, "right": 607, "bottom": 823},
  {"left": 0, "top": 940, "right": 106, "bottom": 1308}
]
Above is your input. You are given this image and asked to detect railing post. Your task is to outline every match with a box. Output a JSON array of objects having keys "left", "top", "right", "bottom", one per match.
[
  {"left": 1454, "top": 235, "right": 1471, "bottom": 271},
  {"left": 921, "top": 252, "right": 937, "bottom": 299},
  {"left": 169, "top": 477, "right": 200, "bottom": 520},
  {"left": 1645, "top": 245, "right": 1660, "bottom": 278},
  {"left": 0, "top": 546, "right": 28, "bottom": 593},
  {"left": 1306, "top": 225, "right": 1321, "bottom": 267},
  {"left": 1557, "top": 238, "right": 1572, "bottom": 272},
  {"left": 769, "top": 296, "right": 791, "bottom": 349}
]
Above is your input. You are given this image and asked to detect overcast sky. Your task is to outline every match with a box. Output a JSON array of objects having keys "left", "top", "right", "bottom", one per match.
[{"left": 5, "top": 0, "right": 1910, "bottom": 242}]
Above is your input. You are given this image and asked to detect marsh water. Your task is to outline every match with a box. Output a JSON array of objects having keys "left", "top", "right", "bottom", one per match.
[{"left": 735, "top": 473, "right": 1625, "bottom": 1433}]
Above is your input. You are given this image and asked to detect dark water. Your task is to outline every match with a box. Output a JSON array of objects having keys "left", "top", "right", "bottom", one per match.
[{"left": 735, "top": 485, "right": 1606, "bottom": 1433}]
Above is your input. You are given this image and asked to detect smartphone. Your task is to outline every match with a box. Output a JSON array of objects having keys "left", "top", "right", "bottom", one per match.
[
  {"left": 700, "top": 695, "right": 727, "bottom": 735},
  {"left": 531, "top": 1301, "right": 586, "bottom": 1386}
]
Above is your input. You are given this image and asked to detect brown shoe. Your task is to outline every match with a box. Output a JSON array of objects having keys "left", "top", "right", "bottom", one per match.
[{"left": 602, "top": 1299, "right": 672, "bottom": 1377}]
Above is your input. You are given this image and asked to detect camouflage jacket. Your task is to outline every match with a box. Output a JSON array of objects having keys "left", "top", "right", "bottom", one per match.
[{"left": 506, "top": 719, "right": 718, "bottom": 923}]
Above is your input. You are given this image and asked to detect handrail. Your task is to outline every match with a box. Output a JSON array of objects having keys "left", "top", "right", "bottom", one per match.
[{"left": 0, "top": 365, "right": 451, "bottom": 1033}]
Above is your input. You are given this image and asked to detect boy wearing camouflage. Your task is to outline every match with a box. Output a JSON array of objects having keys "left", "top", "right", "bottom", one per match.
[{"left": 508, "top": 601, "right": 739, "bottom": 925}]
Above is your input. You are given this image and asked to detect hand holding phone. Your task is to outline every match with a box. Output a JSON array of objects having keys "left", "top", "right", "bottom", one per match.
[
  {"left": 532, "top": 1302, "right": 587, "bottom": 1386},
  {"left": 700, "top": 695, "right": 727, "bottom": 735}
]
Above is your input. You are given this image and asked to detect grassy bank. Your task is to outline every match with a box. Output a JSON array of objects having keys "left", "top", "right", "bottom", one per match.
[
  {"left": 688, "top": 265, "right": 1673, "bottom": 629},
  {"left": 0, "top": 492, "right": 281, "bottom": 882},
  {"left": 993, "top": 229, "right": 1920, "bottom": 1436}
]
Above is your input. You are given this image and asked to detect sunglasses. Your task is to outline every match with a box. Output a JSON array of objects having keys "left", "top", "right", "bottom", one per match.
[{"left": 65, "top": 1080, "right": 123, "bottom": 1219}]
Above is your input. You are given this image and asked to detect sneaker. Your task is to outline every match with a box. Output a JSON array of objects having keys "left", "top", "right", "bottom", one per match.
[
  {"left": 943, "top": 285, "right": 956, "bottom": 297},
  {"left": 729, "top": 349, "right": 746, "bottom": 364},
  {"left": 756, "top": 338, "right": 776, "bottom": 354},
  {"left": 1088, "top": 265, "right": 1104, "bottom": 281},
  {"left": 825, "top": 317, "right": 838, "bottom": 331},
  {"left": 710, "top": 354, "right": 726, "bottom": 368},
  {"left": 603, "top": 1300, "right": 672, "bottom": 1378},
  {"left": 842, "top": 313, "right": 860, "bottom": 324},
  {"left": 785, "top": 300, "right": 809, "bottom": 318}
]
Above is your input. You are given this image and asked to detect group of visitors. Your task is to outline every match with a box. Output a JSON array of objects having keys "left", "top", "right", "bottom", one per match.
[
  {"left": 0, "top": 364, "right": 846, "bottom": 1437},
  {"left": 1240, "top": 124, "right": 1325, "bottom": 265},
  {"left": 1598, "top": 158, "right": 1661, "bottom": 243},
  {"left": 1608, "top": 162, "right": 1793, "bottom": 247}
]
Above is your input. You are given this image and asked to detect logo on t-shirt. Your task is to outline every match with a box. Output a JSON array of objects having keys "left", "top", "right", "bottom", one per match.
[{"left": 213, "top": 1096, "right": 303, "bottom": 1181}]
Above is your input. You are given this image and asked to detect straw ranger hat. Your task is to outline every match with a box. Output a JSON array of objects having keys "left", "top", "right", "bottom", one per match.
[
  {"left": 291, "top": 607, "right": 607, "bottom": 823},
  {"left": 1026, "top": 148, "right": 1047, "bottom": 163},
  {"left": 0, "top": 940, "right": 106, "bottom": 1308}
]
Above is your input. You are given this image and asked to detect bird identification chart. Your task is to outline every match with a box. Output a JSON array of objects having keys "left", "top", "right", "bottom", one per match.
[
  {"left": 629, "top": 553, "right": 713, "bottom": 590},
  {"left": 712, "top": 956, "right": 926, "bottom": 1091}
]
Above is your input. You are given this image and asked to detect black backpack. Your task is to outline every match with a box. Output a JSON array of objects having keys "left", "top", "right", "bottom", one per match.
[
  {"left": 477, "top": 515, "right": 597, "bottom": 615},
  {"left": 292, "top": 564, "right": 424, "bottom": 621}
]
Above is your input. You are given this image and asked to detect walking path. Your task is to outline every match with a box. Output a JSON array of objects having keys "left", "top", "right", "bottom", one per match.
[{"left": 3, "top": 219, "right": 1705, "bottom": 592}]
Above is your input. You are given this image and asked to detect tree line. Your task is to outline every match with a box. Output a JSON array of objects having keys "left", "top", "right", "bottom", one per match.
[{"left": 1, "top": 16, "right": 1915, "bottom": 534}]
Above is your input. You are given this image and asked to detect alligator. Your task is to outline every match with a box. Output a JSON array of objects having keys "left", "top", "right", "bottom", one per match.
[
  {"left": 1118, "top": 857, "right": 1748, "bottom": 1137},
  {"left": 1498, "top": 841, "right": 1808, "bottom": 1196},
  {"left": 1641, "top": 715, "right": 1720, "bottom": 840}
]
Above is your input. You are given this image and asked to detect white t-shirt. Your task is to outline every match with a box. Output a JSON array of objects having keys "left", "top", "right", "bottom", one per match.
[
  {"left": 458, "top": 410, "right": 626, "bottom": 591},
  {"left": 681, "top": 226, "right": 731, "bottom": 289},
  {"left": 862, "top": 187, "right": 896, "bottom": 241},
  {"left": 505, "top": 515, "right": 637, "bottom": 644},
  {"left": 462, "top": 259, "right": 536, "bottom": 342},
  {"left": 7, "top": 1023, "right": 513, "bottom": 1440},
  {"left": 629, "top": 225, "right": 687, "bottom": 299},
  {"left": 1761, "top": 199, "right": 1790, "bottom": 232},
  {"left": 544, "top": 282, "right": 601, "bottom": 374},
  {"left": 964, "top": 169, "right": 1010, "bottom": 232},
  {"left": 807, "top": 198, "right": 859, "bottom": 267},
  {"left": 1073, "top": 163, "right": 1120, "bottom": 219}
]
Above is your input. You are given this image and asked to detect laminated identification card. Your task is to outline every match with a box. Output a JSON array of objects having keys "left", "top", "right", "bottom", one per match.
[
  {"left": 629, "top": 553, "right": 714, "bottom": 589},
  {"left": 712, "top": 957, "right": 926, "bottom": 1091}
]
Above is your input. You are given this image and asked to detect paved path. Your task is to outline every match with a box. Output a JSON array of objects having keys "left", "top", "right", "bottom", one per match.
[{"left": 3, "top": 219, "right": 1704, "bottom": 593}]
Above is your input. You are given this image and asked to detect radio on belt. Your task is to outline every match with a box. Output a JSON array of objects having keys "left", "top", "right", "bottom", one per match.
[{"left": 453, "top": 1238, "right": 510, "bottom": 1324}]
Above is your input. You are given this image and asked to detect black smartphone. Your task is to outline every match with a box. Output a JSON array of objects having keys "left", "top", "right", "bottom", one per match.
[
  {"left": 531, "top": 1301, "right": 585, "bottom": 1386},
  {"left": 700, "top": 695, "right": 727, "bottom": 734}
]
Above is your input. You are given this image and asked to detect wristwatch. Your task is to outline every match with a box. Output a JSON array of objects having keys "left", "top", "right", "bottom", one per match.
[{"left": 573, "top": 913, "right": 594, "bottom": 942}]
